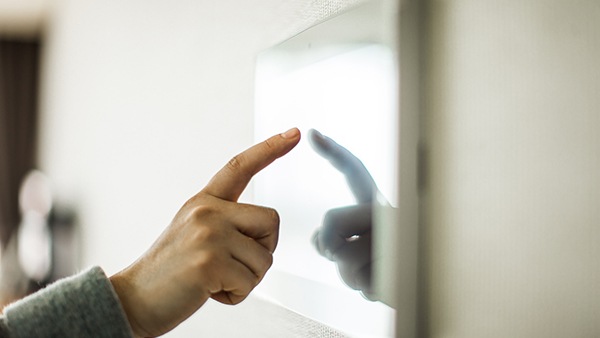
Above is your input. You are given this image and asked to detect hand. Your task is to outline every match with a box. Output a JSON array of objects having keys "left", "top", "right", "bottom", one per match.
[
  {"left": 308, "top": 129, "right": 378, "bottom": 300},
  {"left": 110, "top": 128, "right": 301, "bottom": 338}
]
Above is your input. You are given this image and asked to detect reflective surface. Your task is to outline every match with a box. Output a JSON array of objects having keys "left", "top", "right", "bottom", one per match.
[{"left": 253, "top": 2, "right": 398, "bottom": 336}]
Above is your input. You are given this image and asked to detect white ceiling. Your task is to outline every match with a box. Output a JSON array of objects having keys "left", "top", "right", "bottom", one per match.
[{"left": 0, "top": 0, "right": 49, "bottom": 37}]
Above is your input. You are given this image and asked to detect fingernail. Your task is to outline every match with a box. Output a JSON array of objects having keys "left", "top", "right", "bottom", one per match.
[{"left": 281, "top": 127, "right": 300, "bottom": 139}]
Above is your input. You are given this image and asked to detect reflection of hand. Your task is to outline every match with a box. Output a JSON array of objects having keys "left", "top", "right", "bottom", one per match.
[
  {"left": 110, "top": 129, "right": 301, "bottom": 338},
  {"left": 308, "top": 129, "right": 377, "bottom": 299}
]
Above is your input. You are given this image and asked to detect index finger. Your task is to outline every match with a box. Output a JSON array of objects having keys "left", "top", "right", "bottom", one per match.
[
  {"left": 202, "top": 128, "right": 301, "bottom": 201},
  {"left": 308, "top": 128, "right": 377, "bottom": 203}
]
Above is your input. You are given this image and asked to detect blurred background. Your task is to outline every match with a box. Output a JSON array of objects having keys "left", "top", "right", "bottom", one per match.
[{"left": 1, "top": 0, "right": 599, "bottom": 337}]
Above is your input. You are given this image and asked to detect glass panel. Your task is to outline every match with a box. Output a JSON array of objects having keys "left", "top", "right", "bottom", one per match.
[{"left": 253, "top": 2, "right": 398, "bottom": 336}]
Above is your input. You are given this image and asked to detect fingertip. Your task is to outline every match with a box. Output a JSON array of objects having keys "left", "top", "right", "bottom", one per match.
[
  {"left": 308, "top": 128, "right": 326, "bottom": 143},
  {"left": 308, "top": 128, "right": 329, "bottom": 152},
  {"left": 307, "top": 128, "right": 320, "bottom": 139},
  {"left": 281, "top": 127, "right": 301, "bottom": 139},
  {"left": 277, "top": 128, "right": 301, "bottom": 156}
]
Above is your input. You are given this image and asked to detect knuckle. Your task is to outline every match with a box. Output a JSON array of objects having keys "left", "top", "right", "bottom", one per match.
[
  {"left": 321, "top": 216, "right": 337, "bottom": 236},
  {"left": 226, "top": 154, "right": 245, "bottom": 172},
  {"left": 188, "top": 205, "right": 215, "bottom": 222},
  {"left": 229, "top": 283, "right": 255, "bottom": 305},
  {"left": 262, "top": 138, "right": 276, "bottom": 152},
  {"left": 194, "top": 251, "right": 217, "bottom": 271},
  {"left": 263, "top": 254, "right": 274, "bottom": 272},
  {"left": 192, "top": 224, "right": 221, "bottom": 244},
  {"left": 266, "top": 207, "right": 280, "bottom": 229},
  {"left": 254, "top": 252, "right": 273, "bottom": 277},
  {"left": 244, "top": 238, "right": 273, "bottom": 276},
  {"left": 224, "top": 154, "right": 252, "bottom": 182},
  {"left": 232, "top": 292, "right": 250, "bottom": 305},
  {"left": 195, "top": 250, "right": 227, "bottom": 274},
  {"left": 322, "top": 208, "right": 339, "bottom": 227},
  {"left": 250, "top": 274, "right": 261, "bottom": 289}
]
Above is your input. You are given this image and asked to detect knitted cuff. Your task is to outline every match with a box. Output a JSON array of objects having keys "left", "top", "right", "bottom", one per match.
[{"left": 3, "top": 266, "right": 134, "bottom": 338}]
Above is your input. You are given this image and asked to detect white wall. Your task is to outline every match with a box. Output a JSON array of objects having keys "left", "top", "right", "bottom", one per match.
[
  {"left": 423, "top": 1, "right": 600, "bottom": 337},
  {"left": 37, "top": 0, "right": 363, "bottom": 336}
]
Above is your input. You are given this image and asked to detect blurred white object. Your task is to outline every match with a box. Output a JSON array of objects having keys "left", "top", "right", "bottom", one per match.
[
  {"left": 18, "top": 170, "right": 52, "bottom": 215},
  {"left": 17, "top": 170, "right": 53, "bottom": 282}
]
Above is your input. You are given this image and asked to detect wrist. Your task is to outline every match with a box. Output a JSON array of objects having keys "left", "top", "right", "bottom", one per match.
[{"left": 110, "top": 271, "right": 148, "bottom": 338}]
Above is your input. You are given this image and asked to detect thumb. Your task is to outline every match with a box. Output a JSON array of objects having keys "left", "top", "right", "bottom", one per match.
[{"left": 201, "top": 128, "right": 301, "bottom": 201}]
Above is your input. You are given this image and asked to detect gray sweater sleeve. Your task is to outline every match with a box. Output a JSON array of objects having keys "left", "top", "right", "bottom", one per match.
[{"left": 0, "top": 267, "right": 134, "bottom": 338}]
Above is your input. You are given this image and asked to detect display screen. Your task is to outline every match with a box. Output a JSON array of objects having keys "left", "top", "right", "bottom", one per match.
[{"left": 253, "top": 3, "right": 398, "bottom": 337}]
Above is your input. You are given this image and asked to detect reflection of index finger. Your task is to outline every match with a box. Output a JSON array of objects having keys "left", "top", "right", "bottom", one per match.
[
  {"left": 308, "top": 129, "right": 376, "bottom": 203},
  {"left": 202, "top": 128, "right": 301, "bottom": 201}
]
